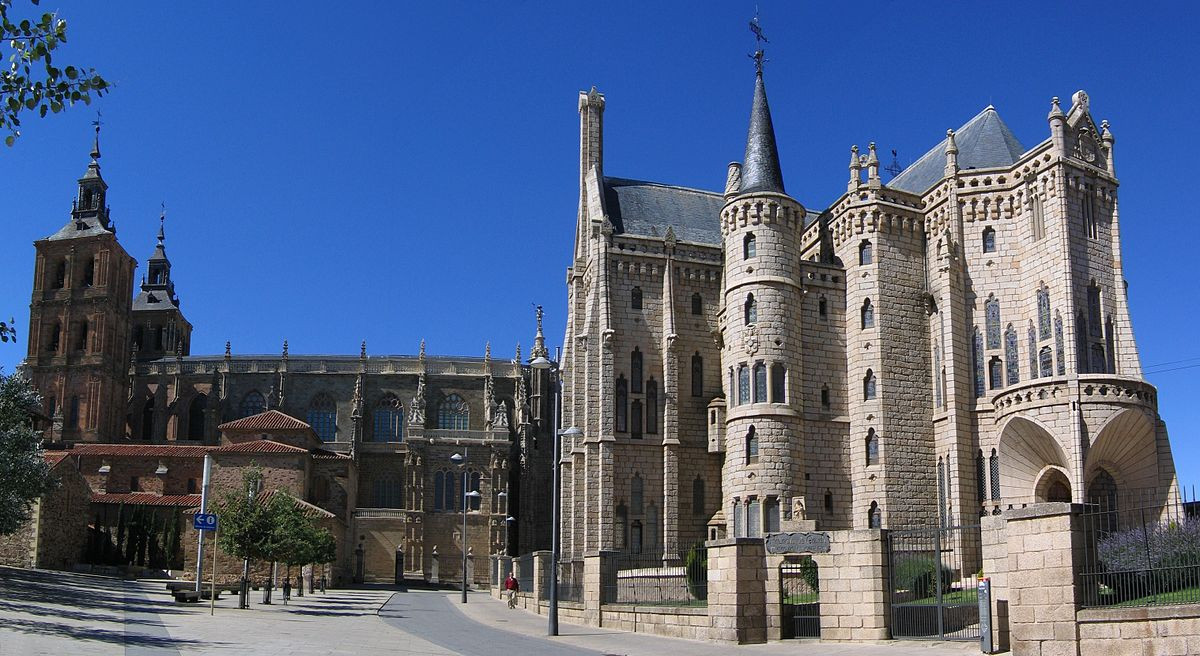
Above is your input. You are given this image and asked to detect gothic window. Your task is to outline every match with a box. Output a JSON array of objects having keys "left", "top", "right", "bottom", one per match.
[
  {"left": 868, "top": 501, "right": 882, "bottom": 529},
  {"left": 818, "top": 295, "right": 827, "bottom": 317},
  {"left": 989, "top": 449, "right": 1001, "bottom": 500},
  {"left": 446, "top": 470, "right": 458, "bottom": 511},
  {"left": 239, "top": 391, "right": 265, "bottom": 418},
  {"left": 976, "top": 450, "right": 987, "bottom": 503},
  {"left": 373, "top": 394, "right": 404, "bottom": 442},
  {"left": 1083, "top": 192, "right": 1097, "bottom": 239},
  {"left": 732, "top": 500, "right": 744, "bottom": 538},
  {"left": 691, "top": 292, "right": 703, "bottom": 315},
  {"left": 821, "top": 384, "right": 830, "bottom": 409},
  {"left": 631, "top": 286, "right": 643, "bottom": 310},
  {"left": 1055, "top": 313, "right": 1066, "bottom": 375},
  {"left": 630, "top": 348, "right": 643, "bottom": 393},
  {"left": 616, "top": 503, "right": 628, "bottom": 547},
  {"left": 630, "top": 399, "right": 643, "bottom": 439},
  {"left": 1091, "top": 344, "right": 1107, "bottom": 375},
  {"left": 1039, "top": 346, "right": 1054, "bottom": 378},
  {"left": 863, "top": 369, "right": 876, "bottom": 401},
  {"left": 737, "top": 365, "right": 750, "bottom": 405},
  {"left": 765, "top": 497, "right": 780, "bottom": 533},
  {"left": 141, "top": 397, "right": 154, "bottom": 440},
  {"left": 1088, "top": 284, "right": 1102, "bottom": 337},
  {"left": 824, "top": 490, "right": 833, "bottom": 514},
  {"left": 691, "top": 353, "right": 703, "bottom": 398},
  {"left": 866, "top": 428, "right": 879, "bottom": 466},
  {"left": 934, "top": 339, "right": 943, "bottom": 407},
  {"left": 747, "top": 498, "right": 762, "bottom": 537},
  {"left": 1004, "top": 325, "right": 1019, "bottom": 385},
  {"left": 631, "top": 474, "right": 644, "bottom": 515},
  {"left": 615, "top": 375, "right": 628, "bottom": 432},
  {"left": 982, "top": 226, "right": 996, "bottom": 253},
  {"left": 308, "top": 394, "right": 337, "bottom": 441},
  {"left": 861, "top": 298, "right": 874, "bottom": 329},
  {"left": 1106, "top": 316, "right": 1116, "bottom": 374},
  {"left": 753, "top": 363, "right": 767, "bottom": 403},
  {"left": 1030, "top": 191, "right": 1046, "bottom": 241},
  {"left": 1037, "top": 287, "right": 1052, "bottom": 339},
  {"left": 985, "top": 295, "right": 1001, "bottom": 348},
  {"left": 988, "top": 357, "right": 1003, "bottom": 390},
  {"left": 187, "top": 394, "right": 206, "bottom": 440},
  {"left": 859, "top": 240, "right": 873, "bottom": 265},
  {"left": 75, "top": 320, "right": 89, "bottom": 352},
  {"left": 46, "top": 323, "right": 60, "bottom": 353},
  {"left": 81, "top": 256, "right": 94, "bottom": 287},
  {"left": 434, "top": 470, "right": 444, "bottom": 510},
  {"left": 770, "top": 363, "right": 786, "bottom": 403},
  {"left": 744, "top": 293, "right": 757, "bottom": 325},
  {"left": 692, "top": 477, "right": 705, "bottom": 516},
  {"left": 745, "top": 425, "right": 758, "bottom": 463},
  {"left": 973, "top": 327, "right": 985, "bottom": 398},
  {"left": 1028, "top": 323, "right": 1038, "bottom": 380},
  {"left": 744, "top": 233, "right": 756, "bottom": 259},
  {"left": 437, "top": 393, "right": 469, "bottom": 430},
  {"left": 645, "top": 378, "right": 658, "bottom": 433},
  {"left": 937, "top": 457, "right": 947, "bottom": 527},
  {"left": 469, "top": 470, "right": 481, "bottom": 511},
  {"left": 374, "top": 474, "right": 403, "bottom": 508},
  {"left": 1076, "top": 311, "right": 1090, "bottom": 373},
  {"left": 68, "top": 395, "right": 79, "bottom": 429},
  {"left": 53, "top": 260, "right": 66, "bottom": 289}
]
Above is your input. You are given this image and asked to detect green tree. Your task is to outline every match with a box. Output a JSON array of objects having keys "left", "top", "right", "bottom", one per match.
[
  {"left": 0, "top": 370, "right": 55, "bottom": 535},
  {"left": 1, "top": 0, "right": 108, "bottom": 146},
  {"left": 215, "top": 467, "right": 276, "bottom": 565}
]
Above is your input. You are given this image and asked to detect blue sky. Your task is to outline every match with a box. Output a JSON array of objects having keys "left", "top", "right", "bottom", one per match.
[{"left": 1, "top": 1, "right": 1197, "bottom": 482}]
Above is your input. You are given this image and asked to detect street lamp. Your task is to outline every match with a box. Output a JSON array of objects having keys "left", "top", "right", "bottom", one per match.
[
  {"left": 531, "top": 352, "right": 581, "bottom": 636},
  {"left": 496, "top": 490, "right": 510, "bottom": 555},
  {"left": 451, "top": 451, "right": 481, "bottom": 604}
]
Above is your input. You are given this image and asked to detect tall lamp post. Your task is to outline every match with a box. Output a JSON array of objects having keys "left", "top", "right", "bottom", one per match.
[
  {"left": 496, "top": 489, "right": 511, "bottom": 556},
  {"left": 451, "top": 451, "right": 481, "bottom": 604},
  {"left": 530, "top": 354, "right": 581, "bottom": 637}
]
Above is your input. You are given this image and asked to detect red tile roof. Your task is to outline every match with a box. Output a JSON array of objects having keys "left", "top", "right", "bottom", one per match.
[
  {"left": 181, "top": 489, "right": 335, "bottom": 519},
  {"left": 43, "top": 452, "right": 71, "bottom": 467},
  {"left": 218, "top": 410, "right": 313, "bottom": 432},
  {"left": 91, "top": 493, "right": 202, "bottom": 507},
  {"left": 312, "top": 448, "right": 352, "bottom": 460},
  {"left": 69, "top": 443, "right": 214, "bottom": 458},
  {"left": 211, "top": 440, "right": 308, "bottom": 455}
]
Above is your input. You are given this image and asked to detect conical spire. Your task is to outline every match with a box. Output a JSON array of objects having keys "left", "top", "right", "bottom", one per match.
[
  {"left": 739, "top": 69, "right": 785, "bottom": 195},
  {"left": 149, "top": 205, "right": 168, "bottom": 262}
]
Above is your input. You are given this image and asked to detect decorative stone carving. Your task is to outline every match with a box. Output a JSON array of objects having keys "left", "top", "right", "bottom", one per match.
[{"left": 743, "top": 323, "right": 759, "bottom": 356}]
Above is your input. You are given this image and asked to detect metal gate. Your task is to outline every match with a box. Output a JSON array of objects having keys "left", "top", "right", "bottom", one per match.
[
  {"left": 780, "top": 558, "right": 820, "bottom": 639},
  {"left": 888, "top": 524, "right": 981, "bottom": 641}
]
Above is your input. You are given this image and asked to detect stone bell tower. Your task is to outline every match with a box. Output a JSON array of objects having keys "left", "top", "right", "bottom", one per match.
[
  {"left": 719, "top": 55, "right": 810, "bottom": 537},
  {"left": 26, "top": 124, "right": 136, "bottom": 442}
]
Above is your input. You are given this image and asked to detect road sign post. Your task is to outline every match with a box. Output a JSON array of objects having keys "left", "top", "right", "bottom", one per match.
[{"left": 211, "top": 522, "right": 219, "bottom": 616}]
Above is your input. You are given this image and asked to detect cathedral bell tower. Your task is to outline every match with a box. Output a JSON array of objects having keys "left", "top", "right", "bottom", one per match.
[
  {"left": 719, "top": 57, "right": 810, "bottom": 537},
  {"left": 131, "top": 209, "right": 192, "bottom": 360},
  {"left": 27, "top": 124, "right": 136, "bottom": 442}
]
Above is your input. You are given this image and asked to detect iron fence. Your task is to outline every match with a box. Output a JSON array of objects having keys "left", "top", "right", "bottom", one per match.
[
  {"left": 1080, "top": 487, "right": 1200, "bottom": 608},
  {"left": 557, "top": 559, "right": 584, "bottom": 603},
  {"left": 602, "top": 546, "right": 707, "bottom": 607},
  {"left": 780, "top": 558, "right": 820, "bottom": 638},
  {"left": 888, "top": 524, "right": 982, "bottom": 641},
  {"left": 514, "top": 554, "right": 534, "bottom": 596}
]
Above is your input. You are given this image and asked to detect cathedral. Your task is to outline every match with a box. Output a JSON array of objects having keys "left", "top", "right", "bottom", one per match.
[{"left": 557, "top": 60, "right": 1179, "bottom": 561}]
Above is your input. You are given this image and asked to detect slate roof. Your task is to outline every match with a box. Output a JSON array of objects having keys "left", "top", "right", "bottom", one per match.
[
  {"left": 132, "top": 289, "right": 180, "bottom": 311},
  {"left": 45, "top": 218, "right": 113, "bottom": 241},
  {"left": 740, "top": 71, "right": 786, "bottom": 195},
  {"left": 69, "top": 443, "right": 214, "bottom": 458},
  {"left": 888, "top": 106, "right": 1027, "bottom": 195},
  {"left": 91, "top": 493, "right": 203, "bottom": 507},
  {"left": 218, "top": 410, "right": 313, "bottom": 432},
  {"left": 604, "top": 177, "right": 726, "bottom": 245}
]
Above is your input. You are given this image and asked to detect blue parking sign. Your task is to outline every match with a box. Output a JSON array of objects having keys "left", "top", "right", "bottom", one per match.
[{"left": 193, "top": 513, "right": 218, "bottom": 531}]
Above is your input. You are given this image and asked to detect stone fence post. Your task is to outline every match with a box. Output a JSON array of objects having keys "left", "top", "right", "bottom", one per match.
[
  {"left": 812, "top": 529, "right": 889, "bottom": 641},
  {"left": 583, "top": 550, "right": 616, "bottom": 626},
  {"left": 494, "top": 555, "right": 513, "bottom": 597},
  {"left": 466, "top": 549, "right": 475, "bottom": 590},
  {"left": 430, "top": 547, "right": 440, "bottom": 584},
  {"left": 706, "top": 537, "right": 767, "bottom": 644},
  {"left": 533, "top": 550, "right": 552, "bottom": 605},
  {"left": 1004, "top": 503, "right": 1084, "bottom": 656}
]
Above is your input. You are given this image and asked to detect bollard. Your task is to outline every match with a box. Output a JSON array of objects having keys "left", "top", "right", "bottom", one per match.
[{"left": 239, "top": 578, "right": 249, "bottom": 609}]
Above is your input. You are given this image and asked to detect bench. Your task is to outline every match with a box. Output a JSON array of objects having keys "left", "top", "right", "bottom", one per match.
[{"left": 172, "top": 590, "right": 201, "bottom": 603}]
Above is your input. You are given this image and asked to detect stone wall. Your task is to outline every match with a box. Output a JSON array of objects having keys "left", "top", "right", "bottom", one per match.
[
  {"left": 812, "top": 529, "right": 890, "bottom": 641},
  {"left": 1077, "top": 606, "right": 1200, "bottom": 655},
  {"left": 0, "top": 459, "right": 92, "bottom": 570}
]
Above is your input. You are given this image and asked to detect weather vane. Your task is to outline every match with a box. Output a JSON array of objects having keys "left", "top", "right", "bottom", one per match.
[
  {"left": 92, "top": 110, "right": 103, "bottom": 130},
  {"left": 749, "top": 9, "right": 769, "bottom": 73}
]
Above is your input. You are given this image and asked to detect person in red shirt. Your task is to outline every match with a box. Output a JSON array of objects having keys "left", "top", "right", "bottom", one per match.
[{"left": 504, "top": 572, "right": 519, "bottom": 609}]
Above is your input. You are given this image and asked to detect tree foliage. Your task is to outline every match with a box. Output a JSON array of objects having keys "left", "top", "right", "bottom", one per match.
[
  {"left": 214, "top": 467, "right": 275, "bottom": 563},
  {"left": 1, "top": 0, "right": 108, "bottom": 146},
  {"left": 0, "top": 370, "right": 55, "bottom": 535}
]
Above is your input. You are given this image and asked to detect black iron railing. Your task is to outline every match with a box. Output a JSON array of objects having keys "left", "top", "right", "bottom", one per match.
[{"left": 602, "top": 546, "right": 707, "bottom": 607}]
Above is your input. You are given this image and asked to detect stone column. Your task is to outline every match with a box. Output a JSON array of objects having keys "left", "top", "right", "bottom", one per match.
[
  {"left": 533, "top": 550, "right": 552, "bottom": 608},
  {"left": 981, "top": 514, "right": 1011, "bottom": 652},
  {"left": 465, "top": 551, "right": 475, "bottom": 590},
  {"left": 1005, "top": 503, "right": 1083, "bottom": 656},
  {"left": 813, "top": 529, "right": 889, "bottom": 641},
  {"left": 706, "top": 538, "right": 767, "bottom": 644},
  {"left": 430, "top": 547, "right": 440, "bottom": 584},
  {"left": 582, "top": 550, "right": 615, "bottom": 627}
]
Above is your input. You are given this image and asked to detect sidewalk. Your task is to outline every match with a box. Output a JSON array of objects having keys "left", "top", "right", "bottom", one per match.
[{"left": 452, "top": 591, "right": 988, "bottom": 656}]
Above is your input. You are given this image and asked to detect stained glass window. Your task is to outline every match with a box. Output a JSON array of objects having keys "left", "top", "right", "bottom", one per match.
[
  {"left": 630, "top": 399, "right": 643, "bottom": 438},
  {"left": 1091, "top": 344, "right": 1107, "bottom": 375},
  {"left": 1028, "top": 322, "right": 1039, "bottom": 380},
  {"left": 374, "top": 474, "right": 403, "bottom": 508},
  {"left": 1039, "top": 346, "right": 1054, "bottom": 378},
  {"left": 1005, "top": 325, "right": 1019, "bottom": 385},
  {"left": 745, "top": 294, "right": 757, "bottom": 325},
  {"left": 746, "top": 426, "right": 758, "bottom": 462},
  {"left": 1038, "top": 287, "right": 1051, "bottom": 339},
  {"left": 864, "top": 370, "right": 877, "bottom": 400},
  {"left": 240, "top": 391, "right": 266, "bottom": 418},
  {"left": 985, "top": 295, "right": 1001, "bottom": 348},
  {"left": 307, "top": 394, "right": 337, "bottom": 441},
  {"left": 691, "top": 293, "right": 703, "bottom": 315},
  {"left": 631, "top": 475, "right": 644, "bottom": 515},
  {"left": 437, "top": 393, "right": 469, "bottom": 430},
  {"left": 744, "top": 233, "right": 756, "bottom": 259},
  {"left": 632, "top": 286, "right": 643, "bottom": 310},
  {"left": 747, "top": 498, "right": 762, "bottom": 537},
  {"left": 738, "top": 366, "right": 750, "bottom": 405},
  {"left": 753, "top": 363, "right": 767, "bottom": 403},
  {"left": 1077, "top": 311, "right": 1090, "bottom": 373},
  {"left": 973, "top": 328, "right": 985, "bottom": 398},
  {"left": 989, "top": 449, "right": 1001, "bottom": 500},
  {"left": 373, "top": 394, "right": 404, "bottom": 442},
  {"left": 770, "top": 363, "right": 786, "bottom": 403},
  {"left": 866, "top": 429, "right": 879, "bottom": 466},
  {"left": 861, "top": 298, "right": 874, "bottom": 329},
  {"left": 982, "top": 227, "right": 996, "bottom": 253},
  {"left": 1088, "top": 285, "right": 1102, "bottom": 337},
  {"left": 645, "top": 379, "right": 657, "bottom": 434},
  {"left": 1055, "top": 313, "right": 1066, "bottom": 375},
  {"left": 934, "top": 339, "right": 943, "bottom": 407},
  {"left": 859, "top": 240, "right": 873, "bottom": 265},
  {"left": 989, "top": 358, "right": 1003, "bottom": 390}
]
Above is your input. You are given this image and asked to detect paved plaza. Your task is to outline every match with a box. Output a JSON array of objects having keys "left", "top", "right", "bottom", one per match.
[{"left": 0, "top": 566, "right": 986, "bottom": 655}]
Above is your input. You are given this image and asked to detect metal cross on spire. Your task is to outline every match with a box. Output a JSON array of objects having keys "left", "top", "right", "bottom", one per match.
[
  {"left": 749, "top": 10, "right": 769, "bottom": 73},
  {"left": 90, "top": 110, "right": 103, "bottom": 161}
]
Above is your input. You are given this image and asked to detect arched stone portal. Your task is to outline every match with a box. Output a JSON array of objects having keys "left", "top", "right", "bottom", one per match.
[
  {"left": 1034, "top": 466, "right": 1072, "bottom": 502},
  {"left": 1085, "top": 408, "right": 1163, "bottom": 508},
  {"left": 998, "top": 416, "right": 1070, "bottom": 505}
]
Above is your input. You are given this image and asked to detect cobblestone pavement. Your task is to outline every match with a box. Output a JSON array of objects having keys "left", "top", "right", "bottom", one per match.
[{"left": 0, "top": 567, "right": 993, "bottom": 655}]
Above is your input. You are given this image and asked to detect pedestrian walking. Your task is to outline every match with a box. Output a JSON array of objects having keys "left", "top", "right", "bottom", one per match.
[{"left": 504, "top": 572, "right": 519, "bottom": 609}]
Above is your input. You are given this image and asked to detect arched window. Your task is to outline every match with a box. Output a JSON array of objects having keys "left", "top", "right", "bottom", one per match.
[
  {"left": 989, "top": 449, "right": 1001, "bottom": 500},
  {"left": 239, "top": 390, "right": 265, "bottom": 418},
  {"left": 373, "top": 394, "right": 404, "bottom": 442},
  {"left": 976, "top": 450, "right": 987, "bottom": 504},
  {"left": 46, "top": 323, "right": 61, "bottom": 353},
  {"left": 437, "top": 393, "right": 469, "bottom": 430},
  {"left": 53, "top": 260, "right": 66, "bottom": 289},
  {"left": 770, "top": 363, "right": 786, "bottom": 403},
  {"left": 744, "top": 293, "right": 757, "bottom": 325},
  {"left": 824, "top": 490, "right": 833, "bottom": 514},
  {"left": 374, "top": 474, "right": 403, "bottom": 508},
  {"left": 690, "top": 353, "right": 703, "bottom": 398},
  {"left": 985, "top": 295, "right": 1001, "bottom": 348},
  {"left": 737, "top": 365, "right": 750, "bottom": 405},
  {"left": 1055, "top": 313, "right": 1066, "bottom": 375},
  {"left": 1087, "top": 284, "right": 1102, "bottom": 337},
  {"left": 859, "top": 240, "right": 873, "bottom": 265},
  {"left": 863, "top": 369, "right": 876, "bottom": 401},
  {"left": 187, "top": 394, "right": 207, "bottom": 440},
  {"left": 753, "top": 363, "right": 767, "bottom": 403},
  {"left": 76, "top": 320, "right": 89, "bottom": 352},
  {"left": 68, "top": 395, "right": 80, "bottom": 429},
  {"left": 868, "top": 501, "right": 881, "bottom": 529},
  {"left": 1090, "top": 344, "right": 1107, "bottom": 374},
  {"left": 1030, "top": 189, "right": 1046, "bottom": 241},
  {"left": 934, "top": 338, "right": 943, "bottom": 407},
  {"left": 861, "top": 298, "right": 874, "bottom": 329},
  {"left": 434, "top": 471, "right": 445, "bottom": 510},
  {"left": 988, "top": 357, "right": 1003, "bottom": 390},
  {"left": 1039, "top": 346, "right": 1054, "bottom": 378},
  {"left": 1004, "top": 324, "right": 1019, "bottom": 385},
  {"left": 615, "top": 375, "right": 628, "bottom": 432},
  {"left": 972, "top": 327, "right": 985, "bottom": 398},
  {"left": 630, "top": 348, "right": 643, "bottom": 393},
  {"left": 1087, "top": 469, "right": 1118, "bottom": 509},
  {"left": 1037, "top": 286, "right": 1051, "bottom": 339},
  {"left": 81, "top": 256, "right": 94, "bottom": 287},
  {"left": 469, "top": 471, "right": 481, "bottom": 511},
  {"left": 818, "top": 295, "right": 827, "bottom": 317},
  {"left": 631, "top": 475, "right": 644, "bottom": 515},
  {"left": 631, "top": 286, "right": 643, "bottom": 310},
  {"left": 982, "top": 226, "right": 996, "bottom": 253},
  {"left": 745, "top": 425, "right": 758, "bottom": 463},
  {"left": 692, "top": 477, "right": 705, "bottom": 516},
  {"left": 645, "top": 379, "right": 658, "bottom": 434},
  {"left": 743, "top": 233, "right": 756, "bottom": 259},
  {"left": 691, "top": 292, "right": 703, "bottom": 315},
  {"left": 631, "top": 520, "right": 644, "bottom": 553},
  {"left": 141, "top": 397, "right": 154, "bottom": 440},
  {"left": 307, "top": 394, "right": 337, "bottom": 441},
  {"left": 1028, "top": 323, "right": 1038, "bottom": 380},
  {"left": 445, "top": 470, "right": 457, "bottom": 511},
  {"left": 630, "top": 399, "right": 643, "bottom": 439},
  {"left": 866, "top": 429, "right": 879, "bottom": 466},
  {"left": 820, "top": 384, "right": 830, "bottom": 408}
]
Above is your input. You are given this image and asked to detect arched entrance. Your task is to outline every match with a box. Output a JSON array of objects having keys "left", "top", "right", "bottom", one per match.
[
  {"left": 1085, "top": 408, "right": 1164, "bottom": 510},
  {"left": 997, "top": 416, "right": 1070, "bottom": 505},
  {"left": 1034, "top": 466, "right": 1072, "bottom": 503}
]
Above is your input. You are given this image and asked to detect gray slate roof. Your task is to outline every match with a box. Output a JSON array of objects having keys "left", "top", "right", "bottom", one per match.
[
  {"left": 132, "top": 290, "right": 179, "bottom": 311},
  {"left": 888, "top": 107, "right": 1027, "bottom": 194},
  {"left": 46, "top": 218, "right": 113, "bottom": 241},
  {"left": 604, "top": 176, "right": 820, "bottom": 246}
]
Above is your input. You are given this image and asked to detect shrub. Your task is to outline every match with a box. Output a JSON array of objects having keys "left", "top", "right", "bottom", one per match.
[
  {"left": 894, "top": 555, "right": 954, "bottom": 599},
  {"left": 684, "top": 542, "right": 707, "bottom": 601},
  {"left": 1097, "top": 517, "right": 1200, "bottom": 599},
  {"left": 799, "top": 556, "right": 819, "bottom": 593}
]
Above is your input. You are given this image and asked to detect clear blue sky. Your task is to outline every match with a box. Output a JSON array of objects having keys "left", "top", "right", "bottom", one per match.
[{"left": 1, "top": 2, "right": 1197, "bottom": 482}]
